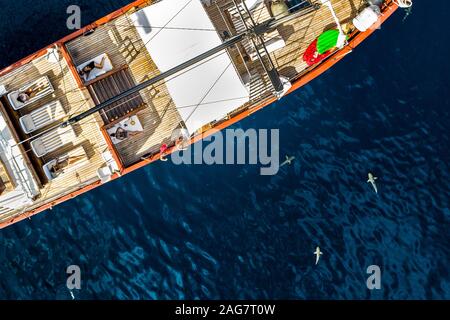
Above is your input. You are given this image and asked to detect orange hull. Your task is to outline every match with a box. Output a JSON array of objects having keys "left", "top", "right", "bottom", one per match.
[{"left": 0, "top": 0, "right": 399, "bottom": 229}]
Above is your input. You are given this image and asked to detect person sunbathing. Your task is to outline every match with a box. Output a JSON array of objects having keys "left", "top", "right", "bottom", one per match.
[
  {"left": 110, "top": 127, "right": 140, "bottom": 141},
  {"left": 17, "top": 83, "right": 47, "bottom": 103},
  {"left": 49, "top": 155, "right": 85, "bottom": 175},
  {"left": 78, "top": 56, "right": 106, "bottom": 79}
]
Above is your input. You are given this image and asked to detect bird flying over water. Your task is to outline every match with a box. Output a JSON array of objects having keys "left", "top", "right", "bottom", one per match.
[
  {"left": 367, "top": 173, "right": 378, "bottom": 194},
  {"left": 280, "top": 155, "right": 295, "bottom": 167},
  {"left": 314, "top": 247, "right": 323, "bottom": 265}
]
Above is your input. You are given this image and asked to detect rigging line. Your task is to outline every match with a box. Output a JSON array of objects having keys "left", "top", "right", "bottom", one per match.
[
  {"left": 284, "top": 8, "right": 319, "bottom": 73},
  {"left": 75, "top": 94, "right": 257, "bottom": 138},
  {"left": 138, "top": 0, "right": 193, "bottom": 53},
  {"left": 117, "top": 24, "right": 217, "bottom": 32},
  {"left": 224, "top": 0, "right": 270, "bottom": 19},
  {"left": 215, "top": 1, "right": 252, "bottom": 80},
  {"left": 184, "top": 61, "right": 232, "bottom": 125},
  {"left": 232, "top": 0, "right": 311, "bottom": 69},
  {"left": 255, "top": 2, "right": 264, "bottom": 22},
  {"left": 54, "top": 46, "right": 69, "bottom": 101},
  {"left": 15, "top": 104, "right": 87, "bottom": 147},
  {"left": 79, "top": 95, "right": 251, "bottom": 126},
  {"left": 39, "top": 173, "right": 99, "bottom": 197},
  {"left": 54, "top": 50, "right": 94, "bottom": 117},
  {"left": 75, "top": 95, "right": 252, "bottom": 129},
  {"left": 46, "top": 46, "right": 95, "bottom": 118},
  {"left": 168, "top": 96, "right": 250, "bottom": 110},
  {"left": 232, "top": 0, "right": 280, "bottom": 92},
  {"left": 217, "top": 0, "right": 312, "bottom": 81},
  {"left": 255, "top": 0, "right": 306, "bottom": 69},
  {"left": 38, "top": 172, "right": 103, "bottom": 192},
  {"left": 69, "top": 94, "right": 265, "bottom": 148},
  {"left": 66, "top": 98, "right": 92, "bottom": 118},
  {"left": 50, "top": 46, "right": 87, "bottom": 100},
  {"left": 239, "top": 0, "right": 278, "bottom": 70},
  {"left": 77, "top": 131, "right": 106, "bottom": 155}
]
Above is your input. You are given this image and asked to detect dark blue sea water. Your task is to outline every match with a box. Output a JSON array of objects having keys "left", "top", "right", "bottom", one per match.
[{"left": 0, "top": 0, "right": 449, "bottom": 300}]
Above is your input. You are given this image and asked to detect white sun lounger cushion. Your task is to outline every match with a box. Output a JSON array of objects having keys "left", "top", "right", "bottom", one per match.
[
  {"left": 19, "top": 100, "right": 66, "bottom": 134},
  {"left": 30, "top": 125, "right": 77, "bottom": 158},
  {"left": 77, "top": 53, "right": 113, "bottom": 82},
  {"left": 7, "top": 76, "right": 54, "bottom": 110}
]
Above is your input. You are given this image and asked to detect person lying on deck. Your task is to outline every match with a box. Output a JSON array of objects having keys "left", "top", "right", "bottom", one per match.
[
  {"left": 49, "top": 155, "right": 86, "bottom": 175},
  {"left": 17, "top": 83, "right": 47, "bottom": 103},
  {"left": 78, "top": 56, "right": 106, "bottom": 79},
  {"left": 110, "top": 127, "right": 140, "bottom": 141}
]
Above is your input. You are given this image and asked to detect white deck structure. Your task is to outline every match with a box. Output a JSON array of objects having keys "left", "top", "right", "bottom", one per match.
[{"left": 0, "top": 112, "right": 40, "bottom": 211}]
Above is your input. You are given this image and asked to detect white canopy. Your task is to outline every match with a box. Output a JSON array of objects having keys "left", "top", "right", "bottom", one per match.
[{"left": 130, "top": 0, "right": 250, "bottom": 134}]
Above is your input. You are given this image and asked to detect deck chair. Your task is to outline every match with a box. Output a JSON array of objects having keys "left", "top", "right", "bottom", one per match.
[
  {"left": 43, "top": 145, "right": 89, "bottom": 181},
  {"left": 19, "top": 100, "right": 66, "bottom": 134},
  {"left": 30, "top": 125, "right": 77, "bottom": 158},
  {"left": 7, "top": 76, "right": 54, "bottom": 110},
  {"left": 77, "top": 53, "right": 113, "bottom": 83}
]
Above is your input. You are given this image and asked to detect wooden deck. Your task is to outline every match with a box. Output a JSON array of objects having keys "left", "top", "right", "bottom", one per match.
[
  {"left": 204, "top": 0, "right": 365, "bottom": 80},
  {"left": 273, "top": 0, "right": 366, "bottom": 78},
  {"left": 0, "top": 50, "right": 109, "bottom": 222},
  {"left": 65, "top": 13, "right": 183, "bottom": 167},
  {"left": 88, "top": 67, "right": 146, "bottom": 125}
]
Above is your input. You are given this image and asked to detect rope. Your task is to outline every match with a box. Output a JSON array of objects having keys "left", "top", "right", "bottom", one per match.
[
  {"left": 319, "top": 0, "right": 346, "bottom": 48},
  {"left": 394, "top": 0, "right": 413, "bottom": 8}
]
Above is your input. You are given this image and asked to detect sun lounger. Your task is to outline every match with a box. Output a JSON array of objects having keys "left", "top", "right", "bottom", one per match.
[
  {"left": 77, "top": 53, "right": 113, "bottom": 83},
  {"left": 106, "top": 115, "right": 143, "bottom": 145},
  {"left": 43, "top": 145, "right": 89, "bottom": 181},
  {"left": 30, "top": 125, "right": 77, "bottom": 158},
  {"left": 7, "top": 76, "right": 54, "bottom": 110},
  {"left": 19, "top": 100, "right": 66, "bottom": 134}
]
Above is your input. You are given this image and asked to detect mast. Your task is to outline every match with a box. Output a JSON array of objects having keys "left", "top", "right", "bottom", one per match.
[
  {"left": 231, "top": 0, "right": 284, "bottom": 93},
  {"left": 61, "top": 2, "right": 320, "bottom": 128}
]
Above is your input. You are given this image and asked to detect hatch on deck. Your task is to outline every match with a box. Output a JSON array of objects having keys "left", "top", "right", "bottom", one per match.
[{"left": 87, "top": 67, "right": 147, "bottom": 126}]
